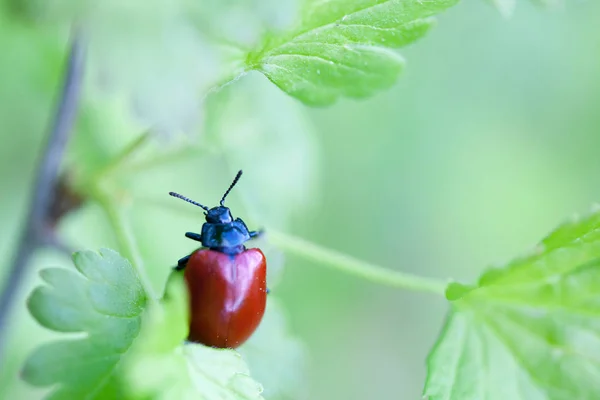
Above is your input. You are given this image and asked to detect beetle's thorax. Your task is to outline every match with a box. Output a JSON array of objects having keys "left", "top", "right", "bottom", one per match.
[
  {"left": 205, "top": 206, "right": 233, "bottom": 224},
  {"left": 200, "top": 214, "right": 252, "bottom": 254}
]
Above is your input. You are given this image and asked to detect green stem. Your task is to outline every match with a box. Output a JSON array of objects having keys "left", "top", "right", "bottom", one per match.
[
  {"left": 95, "top": 189, "right": 158, "bottom": 301},
  {"left": 202, "top": 70, "right": 247, "bottom": 100},
  {"left": 268, "top": 230, "right": 448, "bottom": 296}
]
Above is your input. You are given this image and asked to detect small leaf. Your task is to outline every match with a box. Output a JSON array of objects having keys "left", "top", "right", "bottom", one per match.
[
  {"left": 22, "top": 249, "right": 147, "bottom": 399},
  {"left": 125, "top": 271, "right": 264, "bottom": 400},
  {"left": 424, "top": 211, "right": 600, "bottom": 399},
  {"left": 246, "top": 0, "right": 459, "bottom": 105}
]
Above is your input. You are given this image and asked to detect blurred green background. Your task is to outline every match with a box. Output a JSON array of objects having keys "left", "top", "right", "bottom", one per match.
[{"left": 1, "top": 1, "right": 600, "bottom": 399}]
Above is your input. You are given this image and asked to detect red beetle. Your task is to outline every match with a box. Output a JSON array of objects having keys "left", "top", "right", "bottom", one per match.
[{"left": 170, "top": 170, "right": 267, "bottom": 348}]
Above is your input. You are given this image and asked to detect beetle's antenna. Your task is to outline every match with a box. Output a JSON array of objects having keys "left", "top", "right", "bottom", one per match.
[
  {"left": 220, "top": 170, "right": 243, "bottom": 206},
  {"left": 169, "top": 192, "right": 210, "bottom": 212}
]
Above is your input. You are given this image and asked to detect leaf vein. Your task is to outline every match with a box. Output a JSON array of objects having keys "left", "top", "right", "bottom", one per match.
[
  {"left": 265, "top": 53, "right": 376, "bottom": 77},
  {"left": 289, "top": 0, "right": 396, "bottom": 47},
  {"left": 447, "top": 315, "right": 469, "bottom": 400},
  {"left": 479, "top": 316, "right": 571, "bottom": 398}
]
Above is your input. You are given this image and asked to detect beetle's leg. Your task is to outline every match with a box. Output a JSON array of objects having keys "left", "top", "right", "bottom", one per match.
[
  {"left": 249, "top": 230, "right": 263, "bottom": 239},
  {"left": 185, "top": 232, "right": 203, "bottom": 242},
  {"left": 266, "top": 288, "right": 271, "bottom": 295},
  {"left": 174, "top": 254, "right": 191, "bottom": 271}
]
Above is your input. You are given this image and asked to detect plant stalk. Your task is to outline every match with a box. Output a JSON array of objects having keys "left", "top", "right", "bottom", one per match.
[
  {"left": 268, "top": 230, "right": 448, "bottom": 295},
  {"left": 0, "top": 31, "right": 86, "bottom": 362}
]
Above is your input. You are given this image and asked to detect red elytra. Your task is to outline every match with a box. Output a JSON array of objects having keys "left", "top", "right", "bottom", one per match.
[{"left": 184, "top": 247, "right": 267, "bottom": 348}]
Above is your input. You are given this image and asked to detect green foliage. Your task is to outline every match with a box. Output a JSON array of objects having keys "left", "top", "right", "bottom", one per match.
[
  {"left": 8, "top": 0, "right": 460, "bottom": 111},
  {"left": 22, "top": 249, "right": 146, "bottom": 399},
  {"left": 7, "top": 0, "right": 595, "bottom": 398},
  {"left": 424, "top": 210, "right": 600, "bottom": 399},
  {"left": 126, "top": 272, "right": 264, "bottom": 400},
  {"left": 22, "top": 250, "right": 264, "bottom": 400},
  {"left": 247, "top": 0, "right": 459, "bottom": 105}
]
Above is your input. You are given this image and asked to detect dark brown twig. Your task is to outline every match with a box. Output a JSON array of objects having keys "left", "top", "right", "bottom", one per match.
[{"left": 0, "top": 31, "right": 86, "bottom": 362}]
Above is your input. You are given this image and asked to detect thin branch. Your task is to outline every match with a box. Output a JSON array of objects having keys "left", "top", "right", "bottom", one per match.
[
  {"left": 201, "top": 70, "right": 247, "bottom": 100},
  {"left": 268, "top": 230, "right": 448, "bottom": 296},
  {"left": 0, "top": 31, "right": 86, "bottom": 361}
]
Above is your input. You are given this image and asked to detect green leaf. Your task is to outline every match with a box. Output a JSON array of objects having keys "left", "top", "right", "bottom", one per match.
[
  {"left": 424, "top": 210, "right": 600, "bottom": 399},
  {"left": 246, "top": 0, "right": 459, "bottom": 105},
  {"left": 125, "top": 272, "right": 265, "bottom": 400},
  {"left": 22, "top": 249, "right": 147, "bottom": 399}
]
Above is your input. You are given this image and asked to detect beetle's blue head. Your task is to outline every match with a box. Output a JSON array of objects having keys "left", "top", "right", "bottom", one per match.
[
  {"left": 169, "top": 170, "right": 243, "bottom": 226},
  {"left": 206, "top": 206, "right": 233, "bottom": 224}
]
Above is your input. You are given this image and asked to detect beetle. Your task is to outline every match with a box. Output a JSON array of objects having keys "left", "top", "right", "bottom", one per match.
[{"left": 169, "top": 170, "right": 267, "bottom": 348}]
